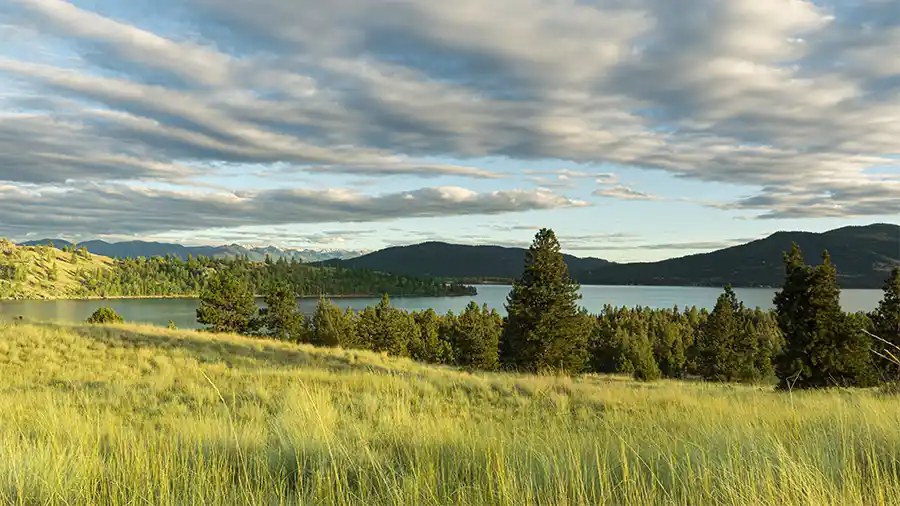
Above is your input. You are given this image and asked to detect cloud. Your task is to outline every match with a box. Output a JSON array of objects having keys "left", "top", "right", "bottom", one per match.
[
  {"left": 152, "top": 227, "right": 379, "bottom": 248},
  {"left": 1, "top": 0, "right": 900, "bottom": 231},
  {"left": 596, "top": 237, "right": 761, "bottom": 252},
  {"left": 299, "top": 162, "right": 504, "bottom": 180},
  {"left": 697, "top": 180, "right": 900, "bottom": 219},
  {"left": 391, "top": 229, "right": 640, "bottom": 252},
  {"left": 592, "top": 185, "right": 661, "bottom": 201},
  {"left": 595, "top": 173, "right": 619, "bottom": 185},
  {"left": 525, "top": 169, "right": 617, "bottom": 189},
  {"left": 0, "top": 183, "right": 586, "bottom": 237}
]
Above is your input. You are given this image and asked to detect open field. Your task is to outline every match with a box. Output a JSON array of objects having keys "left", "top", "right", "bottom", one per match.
[{"left": 1, "top": 321, "right": 899, "bottom": 505}]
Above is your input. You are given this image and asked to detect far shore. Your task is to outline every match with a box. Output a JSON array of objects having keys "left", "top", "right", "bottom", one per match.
[{"left": 0, "top": 292, "right": 478, "bottom": 303}]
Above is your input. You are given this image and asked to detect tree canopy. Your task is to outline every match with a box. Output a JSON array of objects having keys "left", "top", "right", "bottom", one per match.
[{"left": 501, "top": 229, "right": 591, "bottom": 373}]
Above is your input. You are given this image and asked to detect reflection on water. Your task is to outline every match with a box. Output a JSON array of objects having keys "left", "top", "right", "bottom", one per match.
[{"left": 0, "top": 285, "right": 884, "bottom": 330}]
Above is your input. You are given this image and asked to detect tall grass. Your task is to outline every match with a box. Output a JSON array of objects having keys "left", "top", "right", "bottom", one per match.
[{"left": 1, "top": 320, "right": 899, "bottom": 505}]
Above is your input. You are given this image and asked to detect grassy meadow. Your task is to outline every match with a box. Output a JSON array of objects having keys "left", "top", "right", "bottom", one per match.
[{"left": 1, "top": 320, "right": 899, "bottom": 505}]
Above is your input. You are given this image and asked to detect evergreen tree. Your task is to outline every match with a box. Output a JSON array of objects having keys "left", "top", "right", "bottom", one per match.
[
  {"left": 48, "top": 260, "right": 59, "bottom": 282},
  {"left": 258, "top": 281, "right": 305, "bottom": 341},
  {"left": 590, "top": 313, "right": 624, "bottom": 374},
  {"left": 732, "top": 316, "right": 765, "bottom": 382},
  {"left": 196, "top": 271, "right": 258, "bottom": 334},
  {"left": 628, "top": 329, "right": 662, "bottom": 381},
  {"left": 774, "top": 243, "right": 812, "bottom": 387},
  {"left": 736, "top": 309, "right": 781, "bottom": 383},
  {"left": 409, "top": 309, "right": 453, "bottom": 364},
  {"left": 590, "top": 310, "right": 660, "bottom": 381},
  {"left": 654, "top": 320, "right": 687, "bottom": 378},
  {"left": 873, "top": 268, "right": 900, "bottom": 352},
  {"left": 449, "top": 302, "right": 501, "bottom": 370},
  {"left": 355, "top": 294, "right": 409, "bottom": 356},
  {"left": 501, "top": 228, "right": 590, "bottom": 373},
  {"left": 310, "top": 298, "right": 357, "bottom": 348},
  {"left": 775, "top": 247, "right": 876, "bottom": 389},
  {"left": 696, "top": 285, "right": 741, "bottom": 381}
]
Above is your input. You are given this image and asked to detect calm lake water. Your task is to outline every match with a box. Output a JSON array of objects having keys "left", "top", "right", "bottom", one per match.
[{"left": 0, "top": 285, "right": 884, "bottom": 330}]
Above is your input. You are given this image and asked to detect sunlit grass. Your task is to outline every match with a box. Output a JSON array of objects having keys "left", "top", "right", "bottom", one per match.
[
  {"left": 0, "top": 242, "right": 112, "bottom": 299},
  {"left": 1, "top": 320, "right": 899, "bottom": 505}
]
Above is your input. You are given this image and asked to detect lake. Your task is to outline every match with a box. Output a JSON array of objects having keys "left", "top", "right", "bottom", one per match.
[{"left": 0, "top": 285, "right": 885, "bottom": 330}]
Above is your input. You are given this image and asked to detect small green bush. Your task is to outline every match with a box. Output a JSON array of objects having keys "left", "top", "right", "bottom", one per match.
[{"left": 86, "top": 307, "right": 124, "bottom": 324}]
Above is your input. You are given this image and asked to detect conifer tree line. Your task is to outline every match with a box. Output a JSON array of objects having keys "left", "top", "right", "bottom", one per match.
[
  {"left": 197, "top": 228, "right": 900, "bottom": 389},
  {"left": 73, "top": 254, "right": 475, "bottom": 298}
]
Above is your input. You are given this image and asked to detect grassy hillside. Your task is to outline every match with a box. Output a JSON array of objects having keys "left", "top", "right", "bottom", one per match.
[
  {"left": 319, "top": 241, "right": 611, "bottom": 280},
  {"left": 1, "top": 320, "right": 900, "bottom": 505},
  {"left": 0, "top": 240, "right": 113, "bottom": 299},
  {"left": 0, "top": 240, "right": 474, "bottom": 300}
]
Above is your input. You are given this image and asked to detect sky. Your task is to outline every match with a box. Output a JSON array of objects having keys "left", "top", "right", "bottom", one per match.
[{"left": 0, "top": 0, "right": 898, "bottom": 262}]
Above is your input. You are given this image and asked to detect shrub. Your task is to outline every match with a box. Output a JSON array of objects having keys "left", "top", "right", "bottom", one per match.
[{"left": 86, "top": 307, "right": 124, "bottom": 324}]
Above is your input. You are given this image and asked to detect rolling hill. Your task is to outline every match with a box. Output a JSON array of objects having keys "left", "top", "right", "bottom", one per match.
[
  {"left": 319, "top": 224, "right": 899, "bottom": 289},
  {"left": 317, "top": 241, "right": 613, "bottom": 280},
  {"left": 579, "top": 223, "right": 900, "bottom": 288},
  {"left": 19, "top": 239, "right": 366, "bottom": 263},
  {"left": 0, "top": 239, "right": 114, "bottom": 299}
]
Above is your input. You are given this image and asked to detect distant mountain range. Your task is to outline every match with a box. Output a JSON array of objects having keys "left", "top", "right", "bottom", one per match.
[
  {"left": 18, "top": 239, "right": 367, "bottom": 263},
  {"left": 320, "top": 224, "right": 900, "bottom": 289}
]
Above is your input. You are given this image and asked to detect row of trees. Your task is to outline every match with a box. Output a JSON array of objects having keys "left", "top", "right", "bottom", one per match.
[
  {"left": 73, "top": 254, "right": 475, "bottom": 298},
  {"left": 196, "top": 228, "right": 900, "bottom": 389},
  {"left": 196, "top": 275, "right": 504, "bottom": 369}
]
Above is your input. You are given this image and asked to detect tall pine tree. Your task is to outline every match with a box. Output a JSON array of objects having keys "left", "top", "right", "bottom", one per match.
[
  {"left": 501, "top": 228, "right": 590, "bottom": 373},
  {"left": 258, "top": 281, "right": 305, "bottom": 342},
  {"left": 775, "top": 246, "right": 875, "bottom": 389},
  {"left": 450, "top": 302, "right": 501, "bottom": 370},
  {"left": 196, "top": 270, "right": 258, "bottom": 334},
  {"left": 696, "top": 285, "right": 741, "bottom": 382},
  {"left": 310, "top": 298, "right": 357, "bottom": 348}
]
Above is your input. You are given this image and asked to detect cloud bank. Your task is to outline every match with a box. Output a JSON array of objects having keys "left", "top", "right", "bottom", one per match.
[{"left": 1, "top": 0, "right": 899, "bottom": 239}]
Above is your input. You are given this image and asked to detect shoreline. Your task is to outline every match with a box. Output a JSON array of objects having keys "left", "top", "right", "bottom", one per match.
[
  {"left": 0, "top": 292, "right": 479, "bottom": 303},
  {"left": 2, "top": 283, "right": 883, "bottom": 303}
]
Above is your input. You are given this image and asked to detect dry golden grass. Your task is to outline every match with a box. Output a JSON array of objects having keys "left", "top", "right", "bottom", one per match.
[
  {"left": 1, "top": 320, "right": 899, "bottom": 505},
  {"left": 0, "top": 241, "right": 112, "bottom": 299}
]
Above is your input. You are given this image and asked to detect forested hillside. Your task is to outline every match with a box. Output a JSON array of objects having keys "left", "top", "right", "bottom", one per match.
[
  {"left": 320, "top": 224, "right": 899, "bottom": 288},
  {"left": 0, "top": 241, "right": 474, "bottom": 300},
  {"left": 318, "top": 241, "right": 611, "bottom": 280},
  {"left": 579, "top": 224, "right": 900, "bottom": 288}
]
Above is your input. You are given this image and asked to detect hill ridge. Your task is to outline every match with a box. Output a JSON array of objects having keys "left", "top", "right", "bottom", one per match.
[
  {"left": 323, "top": 224, "right": 899, "bottom": 289},
  {"left": 317, "top": 241, "right": 612, "bottom": 280}
]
